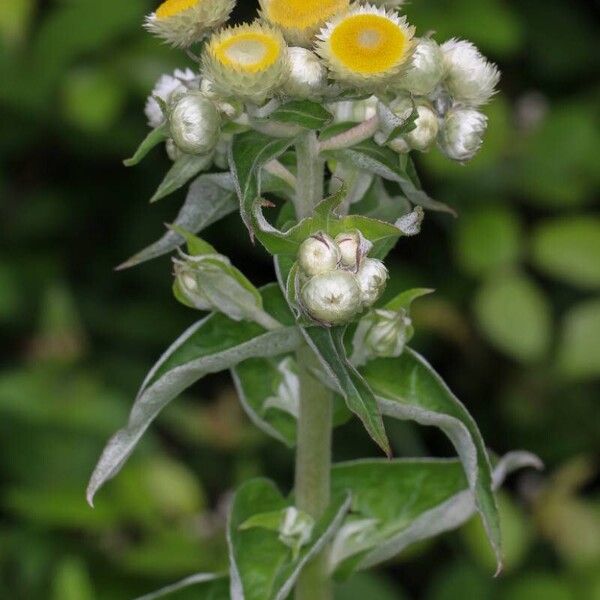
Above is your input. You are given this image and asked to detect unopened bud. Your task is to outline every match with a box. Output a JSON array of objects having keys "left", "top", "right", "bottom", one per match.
[
  {"left": 355, "top": 258, "right": 388, "bottom": 307},
  {"left": 334, "top": 230, "right": 372, "bottom": 270},
  {"left": 173, "top": 259, "right": 212, "bottom": 311},
  {"left": 441, "top": 38, "right": 500, "bottom": 107},
  {"left": 169, "top": 92, "right": 221, "bottom": 155},
  {"left": 297, "top": 233, "right": 341, "bottom": 276},
  {"left": 438, "top": 107, "right": 487, "bottom": 162},
  {"left": 399, "top": 38, "right": 444, "bottom": 96},
  {"left": 391, "top": 103, "right": 439, "bottom": 153},
  {"left": 301, "top": 271, "right": 362, "bottom": 325},
  {"left": 283, "top": 47, "right": 328, "bottom": 99}
]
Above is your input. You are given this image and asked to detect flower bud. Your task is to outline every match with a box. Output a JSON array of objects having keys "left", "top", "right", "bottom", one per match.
[
  {"left": 168, "top": 92, "right": 221, "bottom": 155},
  {"left": 390, "top": 103, "right": 439, "bottom": 153},
  {"left": 297, "top": 233, "right": 341, "bottom": 276},
  {"left": 145, "top": 68, "right": 198, "bottom": 129},
  {"left": 438, "top": 107, "right": 487, "bottom": 162},
  {"left": 283, "top": 47, "right": 328, "bottom": 99},
  {"left": 165, "top": 138, "right": 183, "bottom": 162},
  {"left": 355, "top": 258, "right": 388, "bottom": 307},
  {"left": 301, "top": 271, "right": 362, "bottom": 325},
  {"left": 398, "top": 38, "right": 444, "bottom": 96},
  {"left": 173, "top": 258, "right": 212, "bottom": 311},
  {"left": 441, "top": 38, "right": 500, "bottom": 107},
  {"left": 334, "top": 230, "right": 372, "bottom": 270}
]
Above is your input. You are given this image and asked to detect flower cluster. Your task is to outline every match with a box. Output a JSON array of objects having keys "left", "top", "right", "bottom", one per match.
[
  {"left": 142, "top": 0, "right": 500, "bottom": 170},
  {"left": 296, "top": 231, "right": 388, "bottom": 325}
]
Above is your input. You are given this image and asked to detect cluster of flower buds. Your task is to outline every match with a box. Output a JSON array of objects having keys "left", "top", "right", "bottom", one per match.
[
  {"left": 296, "top": 231, "right": 388, "bottom": 325},
  {"left": 141, "top": 0, "right": 499, "bottom": 168}
]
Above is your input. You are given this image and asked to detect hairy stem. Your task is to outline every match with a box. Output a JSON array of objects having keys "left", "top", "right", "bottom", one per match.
[
  {"left": 318, "top": 115, "right": 379, "bottom": 152},
  {"left": 294, "top": 344, "right": 333, "bottom": 600},
  {"left": 294, "top": 131, "right": 324, "bottom": 220}
]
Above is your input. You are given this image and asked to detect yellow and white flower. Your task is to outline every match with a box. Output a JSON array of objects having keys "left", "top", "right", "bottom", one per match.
[
  {"left": 259, "top": 0, "right": 349, "bottom": 47},
  {"left": 144, "top": 0, "right": 235, "bottom": 48},
  {"left": 316, "top": 4, "right": 415, "bottom": 89},
  {"left": 202, "top": 22, "right": 289, "bottom": 104}
]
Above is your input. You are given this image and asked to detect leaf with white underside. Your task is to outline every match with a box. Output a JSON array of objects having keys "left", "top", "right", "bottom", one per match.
[
  {"left": 117, "top": 173, "right": 237, "bottom": 270},
  {"left": 134, "top": 573, "right": 229, "bottom": 600},
  {"left": 87, "top": 285, "right": 300, "bottom": 506},
  {"left": 228, "top": 478, "right": 351, "bottom": 600},
  {"left": 123, "top": 122, "right": 169, "bottom": 167},
  {"left": 360, "top": 349, "right": 505, "bottom": 571},
  {"left": 322, "top": 138, "right": 455, "bottom": 215},
  {"left": 328, "top": 452, "right": 542, "bottom": 574},
  {"left": 150, "top": 152, "right": 214, "bottom": 203}
]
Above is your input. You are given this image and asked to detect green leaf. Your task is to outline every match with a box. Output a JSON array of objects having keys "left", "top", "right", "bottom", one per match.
[
  {"left": 376, "top": 100, "right": 418, "bottom": 144},
  {"left": 322, "top": 138, "right": 455, "bottom": 215},
  {"left": 228, "top": 478, "right": 351, "bottom": 600},
  {"left": 360, "top": 348, "right": 505, "bottom": 571},
  {"left": 254, "top": 187, "right": 403, "bottom": 260},
  {"left": 229, "top": 130, "right": 296, "bottom": 235},
  {"left": 267, "top": 100, "right": 333, "bottom": 130},
  {"left": 170, "top": 226, "right": 217, "bottom": 256},
  {"left": 123, "top": 122, "right": 169, "bottom": 167},
  {"left": 384, "top": 287, "right": 434, "bottom": 312},
  {"left": 150, "top": 152, "right": 213, "bottom": 203},
  {"left": 329, "top": 452, "right": 541, "bottom": 573},
  {"left": 530, "top": 217, "right": 600, "bottom": 289},
  {"left": 134, "top": 574, "right": 228, "bottom": 600},
  {"left": 117, "top": 173, "right": 238, "bottom": 270},
  {"left": 303, "top": 326, "right": 390, "bottom": 456},
  {"left": 455, "top": 207, "right": 522, "bottom": 277},
  {"left": 87, "top": 285, "right": 300, "bottom": 505},
  {"left": 557, "top": 299, "right": 600, "bottom": 380},
  {"left": 474, "top": 271, "right": 552, "bottom": 363}
]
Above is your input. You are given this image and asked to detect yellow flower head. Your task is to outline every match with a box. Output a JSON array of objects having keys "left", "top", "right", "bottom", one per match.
[
  {"left": 144, "top": 0, "right": 235, "bottom": 48},
  {"left": 202, "top": 22, "right": 289, "bottom": 104},
  {"left": 259, "top": 0, "right": 350, "bottom": 46},
  {"left": 316, "top": 4, "right": 415, "bottom": 88}
]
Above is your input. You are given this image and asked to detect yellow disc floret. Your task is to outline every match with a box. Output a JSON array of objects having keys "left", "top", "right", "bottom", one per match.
[
  {"left": 203, "top": 22, "right": 289, "bottom": 104},
  {"left": 259, "top": 0, "right": 349, "bottom": 46},
  {"left": 145, "top": 0, "right": 235, "bottom": 48},
  {"left": 316, "top": 4, "right": 415, "bottom": 88}
]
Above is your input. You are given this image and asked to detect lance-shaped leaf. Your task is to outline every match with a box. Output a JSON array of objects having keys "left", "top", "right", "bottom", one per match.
[
  {"left": 123, "top": 122, "right": 169, "bottom": 167},
  {"left": 87, "top": 285, "right": 300, "bottom": 506},
  {"left": 303, "top": 326, "right": 390, "bottom": 456},
  {"left": 360, "top": 349, "right": 505, "bottom": 571},
  {"left": 322, "top": 138, "right": 455, "bottom": 215},
  {"left": 117, "top": 173, "right": 237, "bottom": 270},
  {"left": 229, "top": 130, "right": 296, "bottom": 235},
  {"left": 134, "top": 573, "right": 229, "bottom": 600},
  {"left": 150, "top": 152, "right": 214, "bottom": 203},
  {"left": 253, "top": 187, "right": 403, "bottom": 260},
  {"left": 228, "top": 478, "right": 351, "bottom": 600},
  {"left": 329, "top": 452, "right": 542, "bottom": 575},
  {"left": 266, "top": 100, "right": 333, "bottom": 130},
  {"left": 375, "top": 100, "right": 418, "bottom": 144}
]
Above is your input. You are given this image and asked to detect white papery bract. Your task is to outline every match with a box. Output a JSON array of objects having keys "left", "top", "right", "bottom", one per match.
[
  {"left": 438, "top": 107, "right": 488, "bottom": 162},
  {"left": 203, "top": 22, "right": 289, "bottom": 104},
  {"left": 356, "top": 258, "right": 388, "bottom": 307},
  {"left": 145, "top": 68, "right": 198, "bottom": 129},
  {"left": 283, "top": 47, "right": 328, "bottom": 99},
  {"left": 316, "top": 4, "right": 415, "bottom": 89},
  {"left": 144, "top": 0, "right": 235, "bottom": 48},
  {"left": 441, "top": 38, "right": 500, "bottom": 107},
  {"left": 398, "top": 37, "right": 444, "bottom": 96},
  {"left": 168, "top": 92, "right": 221, "bottom": 155},
  {"left": 301, "top": 270, "right": 362, "bottom": 325}
]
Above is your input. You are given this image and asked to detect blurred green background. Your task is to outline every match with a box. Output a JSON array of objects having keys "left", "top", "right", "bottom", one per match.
[{"left": 1, "top": 0, "right": 599, "bottom": 598}]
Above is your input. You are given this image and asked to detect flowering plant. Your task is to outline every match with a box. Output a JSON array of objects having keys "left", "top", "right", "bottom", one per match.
[{"left": 88, "top": 1, "right": 541, "bottom": 598}]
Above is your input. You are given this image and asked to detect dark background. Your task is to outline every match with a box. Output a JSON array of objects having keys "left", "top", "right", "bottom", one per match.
[{"left": 1, "top": 0, "right": 599, "bottom": 598}]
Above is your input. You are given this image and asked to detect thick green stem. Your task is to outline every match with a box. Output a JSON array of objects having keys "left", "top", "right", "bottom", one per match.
[
  {"left": 294, "top": 344, "right": 333, "bottom": 600},
  {"left": 294, "top": 131, "right": 324, "bottom": 220}
]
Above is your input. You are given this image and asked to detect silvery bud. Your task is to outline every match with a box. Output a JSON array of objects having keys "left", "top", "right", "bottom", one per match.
[
  {"left": 297, "top": 233, "right": 341, "bottom": 276},
  {"left": 165, "top": 138, "right": 183, "bottom": 162},
  {"left": 283, "top": 47, "right": 328, "bottom": 99},
  {"left": 438, "top": 107, "right": 487, "bottom": 162},
  {"left": 199, "top": 77, "right": 242, "bottom": 119},
  {"left": 351, "top": 308, "right": 413, "bottom": 366},
  {"left": 441, "top": 38, "right": 500, "bottom": 107},
  {"left": 334, "top": 230, "right": 372, "bottom": 270},
  {"left": 145, "top": 68, "right": 198, "bottom": 128},
  {"left": 301, "top": 271, "right": 362, "bottom": 325},
  {"left": 168, "top": 92, "right": 221, "bottom": 155},
  {"left": 399, "top": 38, "right": 444, "bottom": 96},
  {"left": 390, "top": 103, "right": 439, "bottom": 153},
  {"left": 173, "top": 257, "right": 212, "bottom": 311},
  {"left": 356, "top": 258, "right": 388, "bottom": 307}
]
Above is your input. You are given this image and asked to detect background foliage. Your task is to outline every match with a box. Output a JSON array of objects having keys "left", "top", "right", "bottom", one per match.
[{"left": 1, "top": 0, "right": 599, "bottom": 598}]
